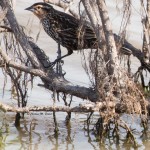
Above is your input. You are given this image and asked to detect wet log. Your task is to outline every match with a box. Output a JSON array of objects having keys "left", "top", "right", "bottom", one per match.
[
  {"left": 0, "top": 101, "right": 114, "bottom": 113},
  {"left": 1, "top": 100, "right": 150, "bottom": 115}
]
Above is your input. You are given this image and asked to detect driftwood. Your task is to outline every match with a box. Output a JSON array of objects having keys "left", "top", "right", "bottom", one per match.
[
  {"left": 2, "top": 99, "right": 149, "bottom": 114},
  {"left": 0, "top": 101, "right": 115, "bottom": 113}
]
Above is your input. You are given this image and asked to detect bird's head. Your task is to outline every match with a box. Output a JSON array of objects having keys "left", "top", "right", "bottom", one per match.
[{"left": 25, "top": 2, "right": 53, "bottom": 19}]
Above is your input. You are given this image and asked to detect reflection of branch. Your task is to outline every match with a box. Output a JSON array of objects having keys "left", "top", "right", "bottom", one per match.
[{"left": 119, "top": 119, "right": 138, "bottom": 146}]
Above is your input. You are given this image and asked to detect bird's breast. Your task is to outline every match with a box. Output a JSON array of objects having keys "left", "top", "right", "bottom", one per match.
[{"left": 41, "top": 18, "right": 59, "bottom": 42}]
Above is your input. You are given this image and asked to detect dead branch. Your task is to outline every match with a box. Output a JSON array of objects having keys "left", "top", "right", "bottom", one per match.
[
  {"left": 97, "top": 0, "right": 119, "bottom": 76},
  {"left": 0, "top": 101, "right": 113, "bottom": 113},
  {"left": 0, "top": 0, "right": 42, "bottom": 69},
  {"left": 0, "top": 101, "right": 93, "bottom": 113},
  {"left": 0, "top": 46, "right": 98, "bottom": 102},
  {"left": 141, "top": 0, "right": 150, "bottom": 64},
  {"left": 0, "top": 47, "right": 47, "bottom": 77},
  {"left": 0, "top": 7, "right": 7, "bottom": 22},
  {"left": 1, "top": 100, "right": 150, "bottom": 114},
  {"left": 43, "top": 0, "right": 79, "bottom": 19},
  {"left": 0, "top": 100, "right": 138, "bottom": 114},
  {"left": 81, "top": 0, "right": 105, "bottom": 49}
]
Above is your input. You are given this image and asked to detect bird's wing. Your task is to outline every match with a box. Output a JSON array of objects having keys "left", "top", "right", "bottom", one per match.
[
  {"left": 53, "top": 10, "right": 79, "bottom": 37},
  {"left": 47, "top": 9, "right": 97, "bottom": 49},
  {"left": 53, "top": 10, "right": 96, "bottom": 38}
]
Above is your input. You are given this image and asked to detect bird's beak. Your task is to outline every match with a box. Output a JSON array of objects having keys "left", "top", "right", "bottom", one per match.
[{"left": 25, "top": 6, "right": 35, "bottom": 12}]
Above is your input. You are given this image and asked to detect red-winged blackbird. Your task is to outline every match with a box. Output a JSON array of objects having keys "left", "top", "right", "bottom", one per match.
[{"left": 25, "top": 2, "right": 131, "bottom": 63}]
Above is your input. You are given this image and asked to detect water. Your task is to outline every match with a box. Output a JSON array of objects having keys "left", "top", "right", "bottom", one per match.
[{"left": 0, "top": 0, "right": 150, "bottom": 149}]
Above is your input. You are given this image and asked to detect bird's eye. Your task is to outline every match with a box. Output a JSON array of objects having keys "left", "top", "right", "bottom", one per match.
[{"left": 37, "top": 6, "right": 41, "bottom": 9}]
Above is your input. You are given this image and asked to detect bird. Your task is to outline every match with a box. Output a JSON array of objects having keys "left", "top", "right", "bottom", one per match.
[{"left": 25, "top": 2, "right": 132, "bottom": 64}]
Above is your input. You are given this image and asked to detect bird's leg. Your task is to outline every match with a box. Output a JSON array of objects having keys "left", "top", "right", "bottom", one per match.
[
  {"left": 50, "top": 49, "right": 73, "bottom": 67},
  {"left": 56, "top": 41, "right": 63, "bottom": 74},
  {"left": 57, "top": 40, "right": 61, "bottom": 60},
  {"left": 55, "top": 49, "right": 73, "bottom": 63}
]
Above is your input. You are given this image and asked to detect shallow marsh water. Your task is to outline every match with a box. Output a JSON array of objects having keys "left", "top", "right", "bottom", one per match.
[{"left": 0, "top": 0, "right": 150, "bottom": 150}]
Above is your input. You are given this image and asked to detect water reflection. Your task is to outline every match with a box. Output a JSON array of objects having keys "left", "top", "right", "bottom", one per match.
[
  {"left": 0, "top": 115, "right": 8, "bottom": 150},
  {"left": 15, "top": 118, "right": 42, "bottom": 150},
  {"left": 1, "top": 113, "right": 150, "bottom": 149}
]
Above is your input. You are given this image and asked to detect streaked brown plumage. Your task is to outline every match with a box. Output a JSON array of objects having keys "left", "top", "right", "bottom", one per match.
[{"left": 25, "top": 2, "right": 132, "bottom": 63}]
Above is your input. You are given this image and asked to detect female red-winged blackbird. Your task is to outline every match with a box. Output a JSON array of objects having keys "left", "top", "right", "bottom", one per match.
[{"left": 25, "top": 2, "right": 131, "bottom": 63}]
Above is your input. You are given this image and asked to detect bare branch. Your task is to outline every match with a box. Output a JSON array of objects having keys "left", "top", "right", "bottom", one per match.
[
  {"left": 81, "top": 0, "right": 105, "bottom": 48},
  {"left": 0, "top": 47, "right": 98, "bottom": 102},
  {"left": 0, "top": 7, "right": 7, "bottom": 22},
  {"left": 0, "top": 101, "right": 109, "bottom": 113},
  {"left": 96, "top": 0, "right": 119, "bottom": 75},
  {"left": 1, "top": 100, "right": 150, "bottom": 114},
  {"left": 0, "top": 0, "right": 43, "bottom": 69},
  {"left": 43, "top": 0, "right": 79, "bottom": 19}
]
